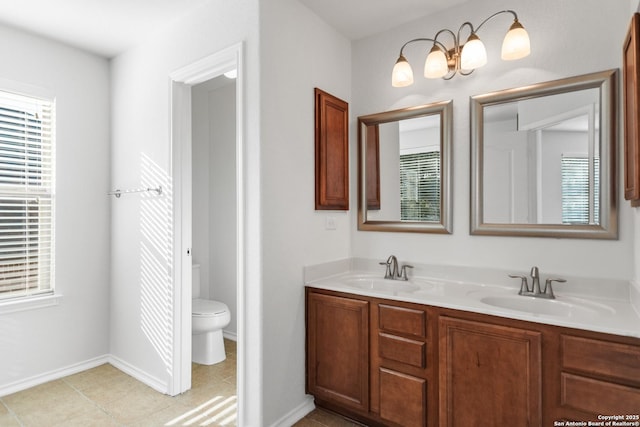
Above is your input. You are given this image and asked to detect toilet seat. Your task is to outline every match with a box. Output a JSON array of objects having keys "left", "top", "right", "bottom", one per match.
[{"left": 193, "top": 298, "right": 228, "bottom": 317}]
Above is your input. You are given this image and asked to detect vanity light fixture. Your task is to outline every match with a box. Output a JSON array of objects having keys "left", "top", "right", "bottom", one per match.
[{"left": 391, "top": 10, "right": 531, "bottom": 87}]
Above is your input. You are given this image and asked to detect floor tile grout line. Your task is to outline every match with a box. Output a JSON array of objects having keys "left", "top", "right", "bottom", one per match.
[
  {"left": 62, "top": 375, "right": 125, "bottom": 427},
  {"left": 1, "top": 397, "right": 25, "bottom": 427}
]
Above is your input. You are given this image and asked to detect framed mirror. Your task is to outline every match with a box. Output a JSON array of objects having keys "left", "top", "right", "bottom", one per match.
[
  {"left": 358, "top": 100, "right": 452, "bottom": 233},
  {"left": 470, "top": 69, "right": 617, "bottom": 238}
]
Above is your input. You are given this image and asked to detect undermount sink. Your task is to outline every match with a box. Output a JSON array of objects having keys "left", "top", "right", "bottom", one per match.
[
  {"left": 478, "top": 294, "right": 616, "bottom": 318},
  {"left": 343, "top": 277, "right": 423, "bottom": 293}
]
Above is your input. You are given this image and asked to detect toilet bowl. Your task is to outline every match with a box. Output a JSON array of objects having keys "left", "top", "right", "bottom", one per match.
[
  {"left": 192, "top": 298, "right": 231, "bottom": 365},
  {"left": 191, "top": 264, "right": 231, "bottom": 365}
]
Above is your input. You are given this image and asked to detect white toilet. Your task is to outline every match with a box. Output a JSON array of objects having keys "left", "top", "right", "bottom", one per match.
[{"left": 192, "top": 264, "right": 231, "bottom": 365}]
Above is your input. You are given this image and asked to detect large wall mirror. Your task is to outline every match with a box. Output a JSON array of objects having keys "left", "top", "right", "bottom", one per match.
[
  {"left": 358, "top": 100, "right": 452, "bottom": 233},
  {"left": 471, "top": 69, "right": 617, "bottom": 238}
]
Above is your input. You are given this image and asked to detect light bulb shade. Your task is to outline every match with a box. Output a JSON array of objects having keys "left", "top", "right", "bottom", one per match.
[
  {"left": 460, "top": 33, "right": 487, "bottom": 71},
  {"left": 424, "top": 45, "right": 449, "bottom": 79},
  {"left": 501, "top": 20, "right": 530, "bottom": 60},
  {"left": 392, "top": 54, "right": 414, "bottom": 87}
]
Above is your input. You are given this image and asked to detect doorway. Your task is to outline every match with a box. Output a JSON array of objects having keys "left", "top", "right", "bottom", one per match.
[
  {"left": 191, "top": 76, "right": 237, "bottom": 334},
  {"left": 169, "top": 43, "right": 246, "bottom": 420}
]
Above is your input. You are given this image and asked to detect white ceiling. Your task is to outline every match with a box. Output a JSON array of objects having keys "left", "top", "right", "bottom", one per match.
[
  {"left": 0, "top": 0, "right": 467, "bottom": 58},
  {"left": 0, "top": 0, "right": 208, "bottom": 58},
  {"left": 298, "top": 0, "right": 470, "bottom": 40}
]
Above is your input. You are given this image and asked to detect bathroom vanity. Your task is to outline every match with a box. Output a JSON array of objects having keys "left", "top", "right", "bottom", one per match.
[{"left": 305, "top": 261, "right": 640, "bottom": 427}]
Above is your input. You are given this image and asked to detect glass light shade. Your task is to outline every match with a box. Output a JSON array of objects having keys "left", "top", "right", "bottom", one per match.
[
  {"left": 424, "top": 45, "right": 449, "bottom": 79},
  {"left": 460, "top": 33, "right": 487, "bottom": 71},
  {"left": 392, "top": 55, "right": 414, "bottom": 87},
  {"left": 224, "top": 69, "right": 238, "bottom": 79},
  {"left": 501, "top": 21, "right": 530, "bottom": 60}
]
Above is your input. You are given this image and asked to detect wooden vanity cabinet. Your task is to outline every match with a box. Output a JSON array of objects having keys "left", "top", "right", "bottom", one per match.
[
  {"left": 306, "top": 287, "right": 640, "bottom": 426},
  {"left": 437, "top": 311, "right": 640, "bottom": 426},
  {"left": 307, "top": 288, "right": 436, "bottom": 426}
]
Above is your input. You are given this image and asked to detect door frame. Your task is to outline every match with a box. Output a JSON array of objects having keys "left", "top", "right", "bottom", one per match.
[{"left": 168, "top": 41, "right": 245, "bottom": 407}]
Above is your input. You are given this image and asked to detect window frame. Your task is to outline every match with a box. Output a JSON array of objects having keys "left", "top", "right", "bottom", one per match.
[{"left": 0, "top": 84, "right": 56, "bottom": 309}]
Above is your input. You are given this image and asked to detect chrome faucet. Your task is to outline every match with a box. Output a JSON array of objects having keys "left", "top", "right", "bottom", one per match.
[
  {"left": 379, "top": 255, "right": 413, "bottom": 281},
  {"left": 530, "top": 266, "right": 542, "bottom": 295},
  {"left": 508, "top": 266, "right": 566, "bottom": 299},
  {"left": 380, "top": 255, "right": 398, "bottom": 279}
]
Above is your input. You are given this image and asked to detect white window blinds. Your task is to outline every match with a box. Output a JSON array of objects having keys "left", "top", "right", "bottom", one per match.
[
  {"left": 400, "top": 151, "right": 441, "bottom": 221},
  {"left": 0, "top": 90, "right": 54, "bottom": 300},
  {"left": 561, "top": 156, "right": 599, "bottom": 225}
]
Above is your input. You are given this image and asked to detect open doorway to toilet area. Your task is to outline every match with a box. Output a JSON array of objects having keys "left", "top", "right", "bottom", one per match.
[{"left": 169, "top": 43, "right": 244, "bottom": 425}]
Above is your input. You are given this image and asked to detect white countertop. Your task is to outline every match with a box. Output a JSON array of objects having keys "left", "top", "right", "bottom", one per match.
[{"left": 305, "top": 258, "right": 640, "bottom": 339}]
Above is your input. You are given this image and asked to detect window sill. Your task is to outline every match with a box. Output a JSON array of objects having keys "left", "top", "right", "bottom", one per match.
[{"left": 0, "top": 293, "right": 63, "bottom": 315}]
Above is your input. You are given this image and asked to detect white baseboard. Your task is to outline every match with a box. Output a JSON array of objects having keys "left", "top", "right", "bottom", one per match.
[
  {"left": 1, "top": 354, "right": 170, "bottom": 398},
  {"left": 269, "top": 395, "right": 315, "bottom": 427},
  {"left": 223, "top": 330, "right": 237, "bottom": 341},
  {"left": 108, "top": 355, "right": 168, "bottom": 394},
  {"left": 0, "top": 354, "right": 110, "bottom": 397}
]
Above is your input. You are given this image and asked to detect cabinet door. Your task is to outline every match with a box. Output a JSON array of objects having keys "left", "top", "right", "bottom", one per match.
[
  {"left": 624, "top": 13, "right": 640, "bottom": 204},
  {"left": 307, "top": 292, "right": 369, "bottom": 412},
  {"left": 439, "top": 316, "right": 542, "bottom": 427},
  {"left": 315, "top": 88, "right": 349, "bottom": 210}
]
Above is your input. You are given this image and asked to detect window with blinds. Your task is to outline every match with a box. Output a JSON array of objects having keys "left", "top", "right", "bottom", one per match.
[
  {"left": 561, "top": 156, "right": 599, "bottom": 224},
  {"left": 0, "top": 90, "right": 54, "bottom": 300},
  {"left": 400, "top": 151, "right": 441, "bottom": 221}
]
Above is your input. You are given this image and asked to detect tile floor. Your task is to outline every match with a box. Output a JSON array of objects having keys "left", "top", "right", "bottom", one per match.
[
  {"left": 0, "top": 339, "right": 357, "bottom": 427},
  {"left": 291, "top": 409, "right": 362, "bottom": 427}
]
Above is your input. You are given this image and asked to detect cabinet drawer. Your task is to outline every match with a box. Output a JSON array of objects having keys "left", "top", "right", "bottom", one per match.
[
  {"left": 562, "top": 335, "right": 640, "bottom": 383},
  {"left": 379, "top": 333, "right": 426, "bottom": 368},
  {"left": 379, "top": 368, "right": 426, "bottom": 427},
  {"left": 379, "top": 304, "right": 426, "bottom": 338},
  {"left": 561, "top": 373, "right": 640, "bottom": 414}
]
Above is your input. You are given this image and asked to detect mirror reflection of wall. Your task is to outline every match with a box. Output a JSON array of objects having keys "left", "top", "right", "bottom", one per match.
[
  {"left": 483, "top": 88, "right": 600, "bottom": 226},
  {"left": 368, "top": 121, "right": 399, "bottom": 219},
  {"left": 368, "top": 115, "right": 441, "bottom": 222}
]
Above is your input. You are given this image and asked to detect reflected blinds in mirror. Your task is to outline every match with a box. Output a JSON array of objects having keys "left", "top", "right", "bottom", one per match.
[
  {"left": 561, "top": 156, "right": 599, "bottom": 225},
  {"left": 400, "top": 152, "right": 441, "bottom": 221}
]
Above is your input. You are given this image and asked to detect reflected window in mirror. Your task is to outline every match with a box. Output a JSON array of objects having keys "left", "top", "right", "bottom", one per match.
[
  {"left": 398, "top": 116, "right": 441, "bottom": 221},
  {"left": 471, "top": 69, "right": 617, "bottom": 239},
  {"left": 561, "top": 156, "right": 600, "bottom": 224},
  {"left": 358, "top": 100, "right": 452, "bottom": 233}
]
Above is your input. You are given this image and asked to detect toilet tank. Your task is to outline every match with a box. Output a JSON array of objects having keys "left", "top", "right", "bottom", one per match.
[{"left": 192, "top": 264, "right": 201, "bottom": 299}]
